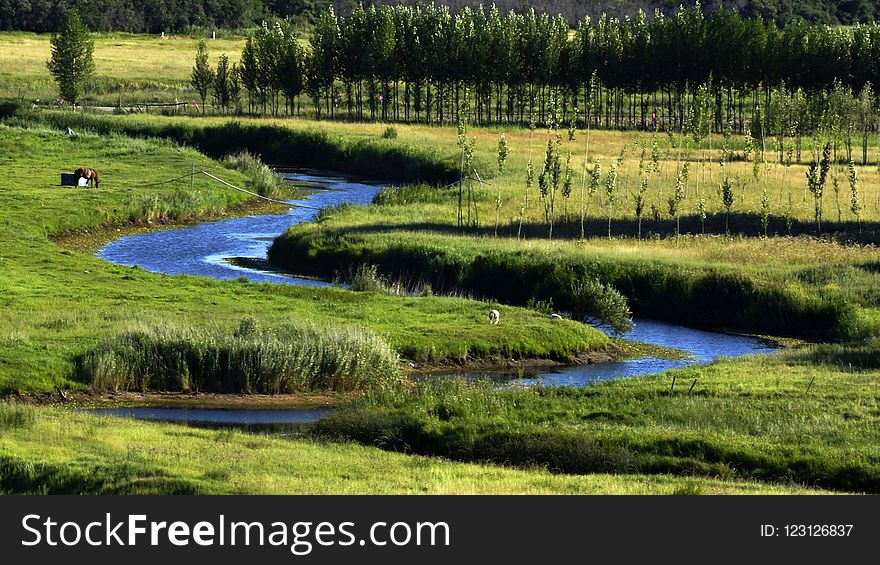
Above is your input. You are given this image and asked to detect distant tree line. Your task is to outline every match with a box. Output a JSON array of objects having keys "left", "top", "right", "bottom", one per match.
[
  {"left": 0, "top": 0, "right": 321, "bottom": 33},
  {"left": 2, "top": 0, "right": 878, "bottom": 33},
  {"left": 206, "top": 4, "right": 880, "bottom": 135},
  {"left": 335, "top": 1, "right": 880, "bottom": 27}
]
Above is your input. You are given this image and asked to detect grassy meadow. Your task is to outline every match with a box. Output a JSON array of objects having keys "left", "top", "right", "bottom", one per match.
[
  {"left": 1, "top": 32, "right": 879, "bottom": 494},
  {"left": 0, "top": 32, "right": 246, "bottom": 105}
]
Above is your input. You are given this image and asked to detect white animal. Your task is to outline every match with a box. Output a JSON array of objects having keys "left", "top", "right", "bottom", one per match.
[
  {"left": 550, "top": 313, "right": 564, "bottom": 320},
  {"left": 488, "top": 309, "right": 500, "bottom": 325}
]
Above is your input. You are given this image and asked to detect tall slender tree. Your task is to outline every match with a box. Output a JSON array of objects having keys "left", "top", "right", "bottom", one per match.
[
  {"left": 47, "top": 9, "right": 95, "bottom": 106},
  {"left": 191, "top": 39, "right": 214, "bottom": 114}
]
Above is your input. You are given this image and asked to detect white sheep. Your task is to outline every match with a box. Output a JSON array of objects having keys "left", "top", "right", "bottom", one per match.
[{"left": 488, "top": 309, "right": 500, "bottom": 325}]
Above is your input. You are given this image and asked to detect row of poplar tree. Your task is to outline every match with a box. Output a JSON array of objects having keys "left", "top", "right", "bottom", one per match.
[{"left": 191, "top": 3, "right": 880, "bottom": 135}]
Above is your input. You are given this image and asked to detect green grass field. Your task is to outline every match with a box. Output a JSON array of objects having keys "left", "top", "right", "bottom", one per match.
[
  {"left": 315, "top": 350, "right": 880, "bottom": 493},
  {"left": 0, "top": 403, "right": 824, "bottom": 494}
]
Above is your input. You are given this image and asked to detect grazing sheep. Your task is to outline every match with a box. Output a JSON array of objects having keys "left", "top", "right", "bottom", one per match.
[
  {"left": 488, "top": 309, "right": 500, "bottom": 325},
  {"left": 549, "top": 313, "right": 564, "bottom": 320}
]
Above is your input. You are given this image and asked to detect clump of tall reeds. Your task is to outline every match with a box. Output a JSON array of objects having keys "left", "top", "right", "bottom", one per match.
[
  {"left": 340, "top": 263, "right": 420, "bottom": 296},
  {"left": 127, "top": 186, "right": 227, "bottom": 224},
  {"left": 0, "top": 400, "right": 36, "bottom": 431},
  {"left": 75, "top": 319, "right": 403, "bottom": 394},
  {"left": 221, "top": 150, "right": 282, "bottom": 198},
  {"left": 346, "top": 263, "right": 392, "bottom": 293}
]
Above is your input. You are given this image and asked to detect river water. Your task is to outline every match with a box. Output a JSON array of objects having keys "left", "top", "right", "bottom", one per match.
[{"left": 99, "top": 172, "right": 380, "bottom": 285}]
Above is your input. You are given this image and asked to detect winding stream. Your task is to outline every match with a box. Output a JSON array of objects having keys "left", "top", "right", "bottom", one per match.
[
  {"left": 99, "top": 172, "right": 381, "bottom": 285},
  {"left": 85, "top": 407, "right": 331, "bottom": 431},
  {"left": 93, "top": 171, "right": 777, "bottom": 426},
  {"left": 440, "top": 318, "right": 778, "bottom": 387}
]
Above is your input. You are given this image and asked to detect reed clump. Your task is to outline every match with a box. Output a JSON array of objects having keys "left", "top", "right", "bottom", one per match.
[
  {"left": 0, "top": 400, "right": 36, "bottom": 431},
  {"left": 75, "top": 319, "right": 403, "bottom": 393},
  {"left": 221, "top": 150, "right": 282, "bottom": 198}
]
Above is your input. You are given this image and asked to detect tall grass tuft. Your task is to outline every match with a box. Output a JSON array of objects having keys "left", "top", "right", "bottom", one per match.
[
  {"left": 346, "top": 264, "right": 392, "bottom": 293},
  {"left": 221, "top": 151, "right": 282, "bottom": 198},
  {"left": 127, "top": 186, "right": 227, "bottom": 224},
  {"left": 75, "top": 320, "right": 403, "bottom": 394},
  {"left": 0, "top": 400, "right": 36, "bottom": 431}
]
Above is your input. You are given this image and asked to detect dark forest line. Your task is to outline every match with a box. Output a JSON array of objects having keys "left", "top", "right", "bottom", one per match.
[{"left": 0, "top": 0, "right": 876, "bottom": 34}]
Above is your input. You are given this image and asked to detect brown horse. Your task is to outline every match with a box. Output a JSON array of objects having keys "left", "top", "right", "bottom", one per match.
[{"left": 74, "top": 167, "right": 100, "bottom": 188}]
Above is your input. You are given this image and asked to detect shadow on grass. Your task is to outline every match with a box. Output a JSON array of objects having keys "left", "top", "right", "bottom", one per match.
[
  {"left": 325, "top": 210, "right": 880, "bottom": 244},
  {"left": 0, "top": 454, "right": 203, "bottom": 494}
]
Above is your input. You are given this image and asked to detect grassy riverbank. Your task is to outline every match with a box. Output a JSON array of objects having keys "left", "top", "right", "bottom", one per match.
[
  {"left": 314, "top": 348, "right": 880, "bottom": 493},
  {"left": 0, "top": 404, "right": 826, "bottom": 494},
  {"left": 271, "top": 225, "right": 875, "bottom": 340}
]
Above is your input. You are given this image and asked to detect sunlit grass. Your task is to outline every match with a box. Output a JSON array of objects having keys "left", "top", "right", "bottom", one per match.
[
  {"left": 0, "top": 32, "right": 245, "bottom": 103},
  {"left": 0, "top": 407, "right": 830, "bottom": 494}
]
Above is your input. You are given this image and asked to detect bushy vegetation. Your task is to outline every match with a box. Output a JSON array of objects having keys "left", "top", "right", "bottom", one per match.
[
  {"left": 74, "top": 319, "right": 403, "bottom": 393},
  {"left": 567, "top": 279, "right": 633, "bottom": 334},
  {"left": 346, "top": 263, "right": 393, "bottom": 293},
  {"left": 313, "top": 349, "right": 880, "bottom": 492},
  {"left": 221, "top": 150, "right": 282, "bottom": 198},
  {"left": 0, "top": 400, "right": 36, "bottom": 431}
]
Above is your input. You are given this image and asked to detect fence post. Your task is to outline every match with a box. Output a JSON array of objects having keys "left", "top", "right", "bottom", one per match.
[{"left": 191, "top": 163, "right": 195, "bottom": 192}]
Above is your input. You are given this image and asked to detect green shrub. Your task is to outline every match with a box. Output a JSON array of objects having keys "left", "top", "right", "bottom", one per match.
[
  {"left": 221, "top": 150, "right": 281, "bottom": 198},
  {"left": 381, "top": 126, "right": 398, "bottom": 139},
  {"left": 347, "top": 264, "right": 391, "bottom": 293},
  {"left": 0, "top": 101, "right": 21, "bottom": 120},
  {"left": 567, "top": 279, "right": 633, "bottom": 334}
]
